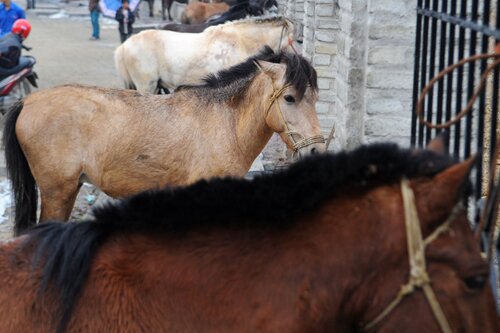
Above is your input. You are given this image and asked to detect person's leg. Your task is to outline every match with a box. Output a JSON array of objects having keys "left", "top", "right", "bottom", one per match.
[
  {"left": 120, "top": 32, "right": 126, "bottom": 43},
  {"left": 90, "top": 10, "right": 100, "bottom": 39},
  {"left": 96, "top": 11, "right": 100, "bottom": 38}
]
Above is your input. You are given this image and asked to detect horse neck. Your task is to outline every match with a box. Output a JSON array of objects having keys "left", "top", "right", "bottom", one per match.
[
  {"left": 234, "top": 23, "right": 286, "bottom": 52},
  {"left": 231, "top": 73, "right": 275, "bottom": 168},
  {"left": 300, "top": 194, "right": 392, "bottom": 329}
]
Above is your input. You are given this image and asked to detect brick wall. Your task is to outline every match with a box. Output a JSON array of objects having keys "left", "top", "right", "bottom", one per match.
[
  {"left": 364, "top": 0, "right": 416, "bottom": 145},
  {"left": 278, "top": 0, "right": 416, "bottom": 150}
]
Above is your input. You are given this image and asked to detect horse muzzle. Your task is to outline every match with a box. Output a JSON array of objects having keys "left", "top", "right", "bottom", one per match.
[{"left": 287, "top": 133, "right": 326, "bottom": 158}]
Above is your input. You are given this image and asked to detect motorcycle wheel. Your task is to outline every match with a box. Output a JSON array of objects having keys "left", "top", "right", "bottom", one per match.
[{"left": 0, "top": 78, "right": 32, "bottom": 115}]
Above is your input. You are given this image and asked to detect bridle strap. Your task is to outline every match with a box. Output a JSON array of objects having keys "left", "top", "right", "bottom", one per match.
[
  {"left": 263, "top": 79, "right": 325, "bottom": 155},
  {"left": 362, "top": 179, "right": 457, "bottom": 333}
]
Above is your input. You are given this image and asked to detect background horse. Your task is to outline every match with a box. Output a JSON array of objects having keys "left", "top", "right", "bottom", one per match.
[
  {"left": 115, "top": 16, "right": 293, "bottom": 93},
  {"left": 161, "top": 0, "right": 275, "bottom": 33},
  {"left": 4, "top": 48, "right": 324, "bottom": 235},
  {"left": 181, "top": 2, "right": 230, "bottom": 24},
  {"left": 147, "top": 0, "right": 188, "bottom": 20},
  {"left": 0, "top": 143, "right": 497, "bottom": 332}
]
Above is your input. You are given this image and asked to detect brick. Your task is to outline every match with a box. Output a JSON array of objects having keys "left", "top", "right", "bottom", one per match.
[
  {"left": 315, "top": 42, "right": 338, "bottom": 54},
  {"left": 314, "top": 54, "right": 332, "bottom": 66},
  {"left": 319, "top": 90, "right": 336, "bottom": 103},
  {"left": 317, "top": 77, "right": 332, "bottom": 90},
  {"left": 316, "top": 68, "right": 336, "bottom": 79},
  {"left": 365, "top": 97, "right": 405, "bottom": 116},
  {"left": 316, "top": 31, "right": 336, "bottom": 43},
  {"left": 317, "top": 19, "right": 340, "bottom": 30},
  {"left": 316, "top": 101, "right": 331, "bottom": 114},
  {"left": 366, "top": 69, "right": 414, "bottom": 90},
  {"left": 364, "top": 116, "right": 411, "bottom": 138},
  {"left": 316, "top": 4, "right": 334, "bottom": 17},
  {"left": 369, "top": 0, "right": 412, "bottom": 14},
  {"left": 368, "top": 46, "right": 411, "bottom": 66}
]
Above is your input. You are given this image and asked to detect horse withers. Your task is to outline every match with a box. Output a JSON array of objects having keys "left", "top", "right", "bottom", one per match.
[
  {"left": 0, "top": 142, "right": 497, "bottom": 332},
  {"left": 115, "top": 16, "right": 294, "bottom": 93},
  {"left": 3, "top": 48, "right": 325, "bottom": 235}
]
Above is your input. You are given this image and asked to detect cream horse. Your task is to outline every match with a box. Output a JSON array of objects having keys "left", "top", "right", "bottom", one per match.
[
  {"left": 4, "top": 48, "right": 325, "bottom": 235},
  {"left": 114, "top": 16, "right": 294, "bottom": 93}
]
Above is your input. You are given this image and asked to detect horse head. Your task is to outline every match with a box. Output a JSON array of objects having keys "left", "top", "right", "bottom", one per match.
[
  {"left": 255, "top": 52, "right": 325, "bottom": 157},
  {"left": 354, "top": 142, "right": 499, "bottom": 332}
]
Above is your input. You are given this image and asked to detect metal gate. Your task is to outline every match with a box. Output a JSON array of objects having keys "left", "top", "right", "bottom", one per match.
[{"left": 410, "top": 0, "right": 500, "bottom": 241}]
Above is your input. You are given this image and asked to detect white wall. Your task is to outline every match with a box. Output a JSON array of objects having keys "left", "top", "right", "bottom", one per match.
[{"left": 278, "top": 0, "right": 416, "bottom": 150}]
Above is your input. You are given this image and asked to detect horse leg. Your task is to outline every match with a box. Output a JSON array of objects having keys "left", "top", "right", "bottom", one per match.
[
  {"left": 38, "top": 176, "right": 82, "bottom": 222},
  {"left": 164, "top": 0, "right": 171, "bottom": 20},
  {"left": 148, "top": 0, "right": 154, "bottom": 17}
]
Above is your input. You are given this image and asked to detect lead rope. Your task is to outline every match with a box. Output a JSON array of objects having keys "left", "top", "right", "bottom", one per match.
[{"left": 363, "top": 179, "right": 456, "bottom": 333}]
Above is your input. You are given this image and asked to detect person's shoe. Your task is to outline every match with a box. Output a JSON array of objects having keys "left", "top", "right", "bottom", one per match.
[{"left": 90, "top": 36, "right": 99, "bottom": 40}]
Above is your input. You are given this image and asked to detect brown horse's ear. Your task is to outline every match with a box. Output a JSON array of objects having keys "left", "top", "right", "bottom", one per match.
[
  {"left": 435, "top": 156, "right": 475, "bottom": 194},
  {"left": 430, "top": 156, "right": 476, "bottom": 205},
  {"left": 426, "top": 133, "right": 448, "bottom": 155},
  {"left": 420, "top": 157, "right": 475, "bottom": 232}
]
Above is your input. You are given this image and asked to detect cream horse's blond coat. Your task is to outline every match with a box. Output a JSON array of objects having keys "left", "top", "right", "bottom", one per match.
[
  {"left": 5, "top": 50, "right": 325, "bottom": 234},
  {"left": 114, "top": 17, "right": 293, "bottom": 93}
]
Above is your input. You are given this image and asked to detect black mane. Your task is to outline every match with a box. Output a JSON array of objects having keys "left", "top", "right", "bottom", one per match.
[
  {"left": 22, "top": 143, "right": 457, "bottom": 333},
  {"left": 176, "top": 46, "right": 318, "bottom": 101}
]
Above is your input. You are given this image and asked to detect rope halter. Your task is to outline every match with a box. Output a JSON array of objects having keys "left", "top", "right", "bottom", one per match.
[
  {"left": 362, "top": 179, "right": 463, "bottom": 333},
  {"left": 264, "top": 80, "right": 325, "bottom": 156}
]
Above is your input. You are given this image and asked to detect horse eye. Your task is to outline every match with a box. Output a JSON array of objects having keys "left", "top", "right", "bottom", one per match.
[
  {"left": 463, "top": 274, "right": 488, "bottom": 291},
  {"left": 284, "top": 95, "right": 295, "bottom": 103}
]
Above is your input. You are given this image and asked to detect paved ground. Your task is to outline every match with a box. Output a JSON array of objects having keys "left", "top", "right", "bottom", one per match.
[{"left": 0, "top": 0, "right": 290, "bottom": 240}]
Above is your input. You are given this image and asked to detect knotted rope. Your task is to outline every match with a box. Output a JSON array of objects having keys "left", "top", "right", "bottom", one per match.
[{"left": 362, "top": 179, "right": 462, "bottom": 332}]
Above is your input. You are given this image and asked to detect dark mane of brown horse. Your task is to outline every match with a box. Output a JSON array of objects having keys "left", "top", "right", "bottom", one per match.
[
  {"left": 22, "top": 143, "right": 458, "bottom": 333},
  {"left": 176, "top": 47, "right": 317, "bottom": 102}
]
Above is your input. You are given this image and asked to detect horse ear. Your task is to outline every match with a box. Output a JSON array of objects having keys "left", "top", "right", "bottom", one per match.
[
  {"left": 426, "top": 133, "right": 448, "bottom": 155},
  {"left": 419, "top": 157, "right": 475, "bottom": 232},
  {"left": 434, "top": 156, "right": 475, "bottom": 195},
  {"left": 255, "top": 60, "right": 277, "bottom": 74}
]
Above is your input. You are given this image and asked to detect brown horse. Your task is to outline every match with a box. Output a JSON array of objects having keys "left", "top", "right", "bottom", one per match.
[
  {"left": 181, "top": 2, "right": 229, "bottom": 24},
  {"left": 146, "top": 0, "right": 188, "bottom": 20},
  {"left": 3, "top": 48, "right": 325, "bottom": 235},
  {"left": 0, "top": 142, "right": 498, "bottom": 332}
]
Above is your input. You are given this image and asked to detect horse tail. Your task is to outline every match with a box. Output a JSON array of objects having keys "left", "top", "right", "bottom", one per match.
[
  {"left": 114, "top": 44, "right": 136, "bottom": 90},
  {"left": 2, "top": 101, "right": 38, "bottom": 236}
]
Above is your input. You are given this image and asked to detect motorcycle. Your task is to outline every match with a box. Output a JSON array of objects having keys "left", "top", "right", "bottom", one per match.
[{"left": 0, "top": 45, "right": 38, "bottom": 115}]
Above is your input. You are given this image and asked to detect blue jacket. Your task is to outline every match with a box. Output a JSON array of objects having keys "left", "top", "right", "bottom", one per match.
[{"left": 0, "top": 2, "right": 26, "bottom": 37}]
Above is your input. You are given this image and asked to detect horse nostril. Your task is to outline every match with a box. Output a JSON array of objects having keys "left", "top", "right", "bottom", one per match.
[{"left": 311, "top": 147, "right": 317, "bottom": 154}]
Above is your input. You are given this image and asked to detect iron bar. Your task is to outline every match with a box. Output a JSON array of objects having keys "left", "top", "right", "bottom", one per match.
[
  {"left": 425, "top": 0, "right": 440, "bottom": 144},
  {"left": 417, "top": 6, "right": 500, "bottom": 39},
  {"left": 411, "top": 0, "right": 424, "bottom": 147},
  {"left": 444, "top": 0, "right": 458, "bottom": 149},
  {"left": 436, "top": 1, "right": 449, "bottom": 134},
  {"left": 418, "top": 0, "right": 432, "bottom": 147},
  {"left": 453, "top": 0, "right": 468, "bottom": 159}
]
